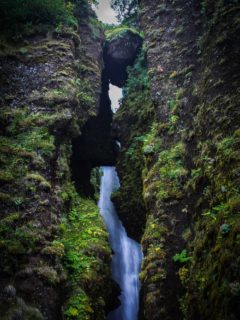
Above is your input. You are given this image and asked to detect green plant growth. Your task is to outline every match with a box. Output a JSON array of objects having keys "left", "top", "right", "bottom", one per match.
[
  {"left": 173, "top": 249, "right": 192, "bottom": 263},
  {"left": 105, "top": 25, "right": 143, "bottom": 41},
  {"left": 0, "top": 0, "right": 77, "bottom": 31},
  {"left": 112, "top": 47, "right": 154, "bottom": 239},
  {"left": 219, "top": 223, "right": 230, "bottom": 235},
  {"left": 0, "top": 216, "right": 46, "bottom": 273},
  {"left": 0, "top": 109, "right": 55, "bottom": 186},
  {"left": 64, "top": 290, "right": 93, "bottom": 320},
  {"left": 58, "top": 183, "right": 111, "bottom": 319},
  {"left": 0, "top": 107, "right": 57, "bottom": 271},
  {"left": 181, "top": 119, "right": 240, "bottom": 318},
  {"left": 144, "top": 142, "right": 188, "bottom": 202},
  {"left": 124, "top": 48, "right": 150, "bottom": 95},
  {"left": 110, "top": 0, "right": 139, "bottom": 21},
  {"left": 142, "top": 123, "right": 162, "bottom": 156},
  {"left": 75, "top": 79, "right": 95, "bottom": 107}
]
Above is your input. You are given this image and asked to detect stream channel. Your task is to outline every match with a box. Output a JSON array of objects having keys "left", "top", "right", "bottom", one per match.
[
  {"left": 97, "top": 82, "right": 142, "bottom": 319},
  {"left": 93, "top": 4, "right": 143, "bottom": 318},
  {"left": 98, "top": 167, "right": 142, "bottom": 320}
]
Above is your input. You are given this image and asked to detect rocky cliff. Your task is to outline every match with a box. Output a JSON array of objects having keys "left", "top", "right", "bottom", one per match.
[
  {"left": 0, "top": 2, "right": 114, "bottom": 319},
  {"left": 0, "top": 0, "right": 239, "bottom": 319},
  {"left": 114, "top": 0, "right": 240, "bottom": 319}
]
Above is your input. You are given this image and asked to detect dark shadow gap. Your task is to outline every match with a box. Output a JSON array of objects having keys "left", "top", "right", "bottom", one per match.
[{"left": 71, "top": 70, "right": 118, "bottom": 197}]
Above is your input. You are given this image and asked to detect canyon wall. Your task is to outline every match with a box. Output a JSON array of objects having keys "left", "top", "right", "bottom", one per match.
[
  {"left": 0, "top": 0, "right": 239, "bottom": 319},
  {"left": 0, "top": 3, "right": 114, "bottom": 319},
  {"left": 114, "top": 0, "right": 240, "bottom": 319}
]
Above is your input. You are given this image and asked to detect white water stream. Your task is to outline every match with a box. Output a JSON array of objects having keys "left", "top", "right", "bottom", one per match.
[
  {"left": 98, "top": 167, "right": 142, "bottom": 320},
  {"left": 94, "top": 5, "right": 142, "bottom": 316}
]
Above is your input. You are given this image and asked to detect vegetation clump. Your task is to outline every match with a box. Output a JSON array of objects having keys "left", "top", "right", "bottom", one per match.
[
  {"left": 0, "top": 0, "right": 77, "bottom": 31},
  {"left": 105, "top": 25, "right": 143, "bottom": 41},
  {"left": 58, "top": 183, "right": 111, "bottom": 319},
  {"left": 173, "top": 249, "right": 191, "bottom": 264},
  {"left": 110, "top": 0, "right": 139, "bottom": 22},
  {"left": 143, "top": 141, "right": 187, "bottom": 203}
]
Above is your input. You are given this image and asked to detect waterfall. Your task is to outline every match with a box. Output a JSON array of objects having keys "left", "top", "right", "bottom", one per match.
[{"left": 98, "top": 166, "right": 142, "bottom": 320}]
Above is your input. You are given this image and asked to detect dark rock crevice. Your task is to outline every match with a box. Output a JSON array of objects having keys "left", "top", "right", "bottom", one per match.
[
  {"left": 71, "top": 70, "right": 118, "bottom": 196},
  {"left": 71, "top": 30, "right": 143, "bottom": 197},
  {"left": 104, "top": 31, "right": 142, "bottom": 87},
  {"left": 69, "top": 28, "right": 144, "bottom": 317}
]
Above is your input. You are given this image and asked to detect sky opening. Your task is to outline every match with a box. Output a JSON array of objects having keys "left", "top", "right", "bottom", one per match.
[
  {"left": 109, "top": 84, "right": 122, "bottom": 113},
  {"left": 92, "top": 0, "right": 118, "bottom": 25}
]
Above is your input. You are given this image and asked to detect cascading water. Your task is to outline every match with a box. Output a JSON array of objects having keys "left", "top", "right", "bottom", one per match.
[
  {"left": 93, "top": 6, "right": 142, "bottom": 315},
  {"left": 98, "top": 167, "right": 142, "bottom": 320}
]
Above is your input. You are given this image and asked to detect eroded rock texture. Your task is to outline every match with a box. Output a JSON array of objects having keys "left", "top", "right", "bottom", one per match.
[
  {"left": 0, "top": 5, "right": 113, "bottom": 320},
  {"left": 0, "top": 0, "right": 239, "bottom": 319},
  {"left": 113, "top": 0, "right": 240, "bottom": 319}
]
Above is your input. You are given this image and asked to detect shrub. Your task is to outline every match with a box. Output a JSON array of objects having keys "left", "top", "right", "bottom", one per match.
[
  {"left": 110, "top": 0, "right": 139, "bottom": 22},
  {"left": 0, "top": 0, "right": 75, "bottom": 29}
]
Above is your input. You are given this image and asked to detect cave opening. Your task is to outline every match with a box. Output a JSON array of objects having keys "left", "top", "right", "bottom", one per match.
[
  {"left": 71, "top": 68, "right": 118, "bottom": 197},
  {"left": 71, "top": 30, "right": 142, "bottom": 197}
]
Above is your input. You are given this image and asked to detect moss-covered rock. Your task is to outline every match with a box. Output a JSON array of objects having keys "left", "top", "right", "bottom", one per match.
[
  {"left": 112, "top": 48, "right": 154, "bottom": 241},
  {"left": 115, "top": 0, "right": 240, "bottom": 319},
  {"left": 104, "top": 27, "right": 143, "bottom": 87},
  {"left": 0, "top": 1, "right": 112, "bottom": 319}
]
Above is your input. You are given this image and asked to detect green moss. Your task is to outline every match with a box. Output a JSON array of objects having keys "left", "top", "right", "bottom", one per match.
[
  {"left": 142, "top": 122, "right": 162, "bottom": 156},
  {"left": 42, "top": 240, "right": 65, "bottom": 257},
  {"left": 12, "top": 109, "right": 73, "bottom": 129},
  {"left": 113, "top": 47, "right": 154, "bottom": 239},
  {"left": 0, "top": 220, "right": 42, "bottom": 264},
  {"left": 140, "top": 214, "right": 169, "bottom": 314},
  {"left": 0, "top": 0, "right": 77, "bottom": 34},
  {"left": 25, "top": 173, "right": 52, "bottom": 191},
  {"left": 182, "top": 100, "right": 240, "bottom": 319},
  {"left": 34, "top": 264, "right": 60, "bottom": 284},
  {"left": 64, "top": 290, "right": 93, "bottom": 320},
  {"left": 0, "top": 109, "right": 55, "bottom": 251},
  {"left": 62, "top": 195, "right": 110, "bottom": 284},
  {"left": 144, "top": 142, "right": 188, "bottom": 202},
  {"left": 30, "top": 86, "right": 77, "bottom": 106},
  {"left": 105, "top": 25, "right": 143, "bottom": 41},
  {"left": 0, "top": 3, "right": 110, "bottom": 317},
  {"left": 142, "top": 215, "right": 168, "bottom": 244},
  {"left": 57, "top": 182, "right": 111, "bottom": 318},
  {"left": 0, "top": 108, "right": 55, "bottom": 190}
]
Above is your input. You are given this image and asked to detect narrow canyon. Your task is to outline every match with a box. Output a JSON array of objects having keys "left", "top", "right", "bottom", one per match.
[{"left": 0, "top": 1, "right": 239, "bottom": 320}]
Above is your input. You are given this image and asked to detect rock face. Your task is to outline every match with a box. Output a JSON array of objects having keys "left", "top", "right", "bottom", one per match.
[
  {"left": 0, "top": 0, "right": 239, "bottom": 319},
  {"left": 0, "top": 4, "right": 114, "bottom": 320},
  {"left": 104, "top": 31, "right": 142, "bottom": 87},
  {"left": 113, "top": 0, "right": 240, "bottom": 320}
]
